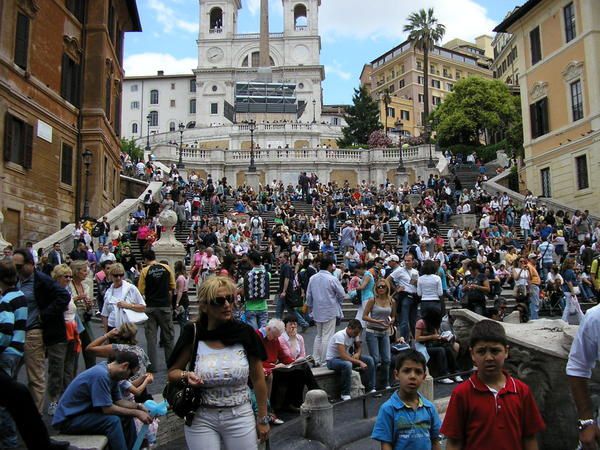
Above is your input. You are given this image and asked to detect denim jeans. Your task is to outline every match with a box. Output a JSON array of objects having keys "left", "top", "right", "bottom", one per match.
[
  {"left": 275, "top": 297, "right": 309, "bottom": 328},
  {"left": 245, "top": 310, "right": 269, "bottom": 330},
  {"left": 57, "top": 413, "right": 136, "bottom": 450},
  {"left": 397, "top": 293, "right": 417, "bottom": 341},
  {"left": 365, "top": 332, "right": 391, "bottom": 388},
  {"left": 185, "top": 402, "right": 258, "bottom": 450},
  {"left": 327, "top": 355, "right": 375, "bottom": 396},
  {"left": 0, "top": 354, "right": 20, "bottom": 448},
  {"left": 529, "top": 284, "right": 540, "bottom": 320}
]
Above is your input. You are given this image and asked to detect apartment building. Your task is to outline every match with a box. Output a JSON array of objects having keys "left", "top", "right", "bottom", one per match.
[{"left": 495, "top": 0, "right": 600, "bottom": 214}]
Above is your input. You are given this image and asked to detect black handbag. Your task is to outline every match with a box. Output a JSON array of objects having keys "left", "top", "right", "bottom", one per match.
[
  {"left": 286, "top": 289, "right": 304, "bottom": 308},
  {"left": 162, "top": 324, "right": 200, "bottom": 422}
]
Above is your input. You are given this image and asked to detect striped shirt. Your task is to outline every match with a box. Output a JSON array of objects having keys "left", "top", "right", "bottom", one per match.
[{"left": 0, "top": 287, "right": 28, "bottom": 357}]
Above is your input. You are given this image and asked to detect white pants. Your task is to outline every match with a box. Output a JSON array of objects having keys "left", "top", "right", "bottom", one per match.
[
  {"left": 185, "top": 402, "right": 258, "bottom": 450},
  {"left": 313, "top": 318, "right": 337, "bottom": 365}
]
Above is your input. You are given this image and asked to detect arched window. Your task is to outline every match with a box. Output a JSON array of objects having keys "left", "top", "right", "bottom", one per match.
[
  {"left": 148, "top": 111, "right": 158, "bottom": 127},
  {"left": 242, "top": 51, "right": 275, "bottom": 67},
  {"left": 150, "top": 89, "right": 159, "bottom": 104},
  {"left": 131, "top": 123, "right": 138, "bottom": 134},
  {"left": 294, "top": 4, "right": 308, "bottom": 30},
  {"left": 169, "top": 121, "right": 176, "bottom": 132},
  {"left": 189, "top": 99, "right": 196, "bottom": 114},
  {"left": 210, "top": 8, "right": 223, "bottom": 32}
]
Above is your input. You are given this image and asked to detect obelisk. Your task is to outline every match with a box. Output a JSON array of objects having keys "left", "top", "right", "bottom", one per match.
[{"left": 257, "top": 0, "right": 272, "bottom": 82}]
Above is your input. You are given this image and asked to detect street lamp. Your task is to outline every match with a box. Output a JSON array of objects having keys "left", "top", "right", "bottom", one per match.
[
  {"left": 312, "top": 99, "right": 317, "bottom": 124},
  {"left": 248, "top": 120, "right": 256, "bottom": 172},
  {"left": 145, "top": 114, "right": 151, "bottom": 152},
  {"left": 82, "top": 149, "right": 93, "bottom": 220},
  {"left": 177, "top": 122, "right": 185, "bottom": 169},
  {"left": 394, "top": 120, "right": 406, "bottom": 172}
]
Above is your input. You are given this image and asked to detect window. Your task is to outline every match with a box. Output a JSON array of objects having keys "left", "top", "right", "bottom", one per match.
[
  {"left": 530, "top": 97, "right": 549, "bottom": 139},
  {"left": 60, "top": 143, "right": 73, "bottom": 185},
  {"left": 530, "top": 27, "right": 542, "bottom": 65},
  {"left": 446, "top": 83, "right": 454, "bottom": 91},
  {"left": 418, "top": 94, "right": 424, "bottom": 103},
  {"left": 131, "top": 123, "right": 138, "bottom": 134},
  {"left": 540, "top": 168, "right": 551, "bottom": 197},
  {"left": 150, "top": 89, "right": 159, "bottom": 104},
  {"left": 417, "top": 76, "right": 424, "bottom": 85},
  {"left": 105, "top": 77, "right": 111, "bottom": 120},
  {"left": 131, "top": 101, "right": 139, "bottom": 109},
  {"left": 131, "top": 84, "right": 138, "bottom": 92},
  {"left": 432, "top": 96, "right": 441, "bottom": 106},
  {"left": 60, "top": 54, "right": 80, "bottom": 107},
  {"left": 576, "top": 155, "right": 589, "bottom": 190},
  {"left": 3, "top": 113, "right": 33, "bottom": 169},
  {"left": 455, "top": 71, "right": 462, "bottom": 80},
  {"left": 416, "top": 61, "right": 422, "bottom": 70},
  {"left": 107, "top": 2, "right": 115, "bottom": 44},
  {"left": 399, "top": 79, "right": 405, "bottom": 89},
  {"left": 401, "top": 110, "right": 410, "bottom": 121},
  {"left": 210, "top": 102, "right": 218, "bottom": 115},
  {"left": 14, "top": 12, "right": 30, "bottom": 70},
  {"left": 189, "top": 79, "right": 196, "bottom": 92},
  {"left": 103, "top": 155, "right": 108, "bottom": 192},
  {"left": 570, "top": 79, "right": 583, "bottom": 121},
  {"left": 169, "top": 122, "right": 176, "bottom": 132},
  {"left": 210, "top": 7, "right": 223, "bottom": 31},
  {"left": 170, "top": 99, "right": 176, "bottom": 107},
  {"left": 189, "top": 99, "right": 196, "bottom": 114},
  {"left": 171, "top": 83, "right": 175, "bottom": 90},
  {"left": 564, "top": 2, "right": 576, "bottom": 43},
  {"left": 431, "top": 79, "right": 441, "bottom": 89},
  {"left": 66, "top": 0, "right": 84, "bottom": 22},
  {"left": 332, "top": 117, "right": 340, "bottom": 126},
  {"left": 148, "top": 111, "right": 158, "bottom": 127},
  {"left": 386, "top": 107, "right": 395, "bottom": 118}
]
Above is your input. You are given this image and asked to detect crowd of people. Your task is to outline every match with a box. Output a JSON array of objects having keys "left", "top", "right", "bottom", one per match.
[{"left": 0, "top": 159, "right": 599, "bottom": 450}]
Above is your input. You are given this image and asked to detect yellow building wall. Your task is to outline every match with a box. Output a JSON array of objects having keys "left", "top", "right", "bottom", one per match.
[{"left": 330, "top": 170, "right": 357, "bottom": 187}]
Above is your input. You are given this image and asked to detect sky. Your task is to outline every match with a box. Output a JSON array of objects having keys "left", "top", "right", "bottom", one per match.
[{"left": 124, "top": 0, "right": 524, "bottom": 104}]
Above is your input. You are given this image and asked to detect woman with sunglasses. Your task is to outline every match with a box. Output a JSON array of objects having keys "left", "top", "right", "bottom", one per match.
[
  {"left": 100, "top": 263, "right": 145, "bottom": 333},
  {"left": 47, "top": 264, "right": 80, "bottom": 416},
  {"left": 167, "top": 276, "right": 269, "bottom": 450},
  {"left": 362, "top": 279, "right": 396, "bottom": 390}
]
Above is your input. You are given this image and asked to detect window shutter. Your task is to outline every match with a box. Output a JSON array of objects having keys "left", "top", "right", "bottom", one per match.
[
  {"left": 3, "top": 114, "right": 13, "bottom": 161},
  {"left": 60, "top": 53, "right": 69, "bottom": 100},
  {"left": 530, "top": 103, "right": 538, "bottom": 138},
  {"left": 23, "top": 122, "right": 33, "bottom": 169},
  {"left": 74, "top": 62, "right": 81, "bottom": 108},
  {"left": 14, "top": 13, "right": 30, "bottom": 70}
]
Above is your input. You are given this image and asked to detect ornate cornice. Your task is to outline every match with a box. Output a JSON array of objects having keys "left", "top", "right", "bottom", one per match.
[
  {"left": 529, "top": 81, "right": 548, "bottom": 102},
  {"left": 105, "top": 58, "right": 114, "bottom": 76},
  {"left": 63, "top": 35, "right": 82, "bottom": 63},
  {"left": 17, "top": 0, "right": 39, "bottom": 18},
  {"left": 562, "top": 60, "right": 584, "bottom": 83}
]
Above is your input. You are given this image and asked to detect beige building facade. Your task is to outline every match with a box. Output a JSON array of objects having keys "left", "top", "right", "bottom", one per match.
[
  {"left": 362, "top": 39, "right": 492, "bottom": 137},
  {"left": 495, "top": 0, "right": 600, "bottom": 215}
]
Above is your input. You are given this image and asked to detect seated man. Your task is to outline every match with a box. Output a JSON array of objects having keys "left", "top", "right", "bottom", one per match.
[
  {"left": 326, "top": 319, "right": 375, "bottom": 401},
  {"left": 52, "top": 351, "right": 152, "bottom": 450}
]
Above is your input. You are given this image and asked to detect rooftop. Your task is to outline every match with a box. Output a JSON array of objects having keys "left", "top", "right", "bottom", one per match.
[{"left": 494, "top": 0, "right": 543, "bottom": 32}]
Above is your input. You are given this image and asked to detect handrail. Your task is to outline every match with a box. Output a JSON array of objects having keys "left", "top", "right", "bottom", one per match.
[{"left": 483, "top": 170, "right": 600, "bottom": 221}]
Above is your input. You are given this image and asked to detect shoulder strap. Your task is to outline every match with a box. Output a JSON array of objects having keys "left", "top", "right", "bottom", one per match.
[{"left": 188, "top": 324, "right": 198, "bottom": 371}]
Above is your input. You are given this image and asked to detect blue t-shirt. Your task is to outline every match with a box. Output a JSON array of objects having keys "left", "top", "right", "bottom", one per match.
[
  {"left": 362, "top": 271, "right": 375, "bottom": 302},
  {"left": 52, "top": 362, "right": 122, "bottom": 427},
  {"left": 371, "top": 391, "right": 441, "bottom": 450},
  {"left": 562, "top": 269, "right": 577, "bottom": 293}
]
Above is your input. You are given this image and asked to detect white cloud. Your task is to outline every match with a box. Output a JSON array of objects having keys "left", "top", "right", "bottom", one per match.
[
  {"left": 245, "top": 0, "right": 283, "bottom": 17},
  {"left": 320, "top": 0, "right": 497, "bottom": 43},
  {"left": 325, "top": 61, "right": 352, "bottom": 80},
  {"left": 148, "top": 0, "right": 197, "bottom": 33},
  {"left": 124, "top": 53, "right": 197, "bottom": 76}
]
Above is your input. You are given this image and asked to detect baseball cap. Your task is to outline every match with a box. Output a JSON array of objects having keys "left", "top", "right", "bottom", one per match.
[{"left": 386, "top": 255, "right": 400, "bottom": 263}]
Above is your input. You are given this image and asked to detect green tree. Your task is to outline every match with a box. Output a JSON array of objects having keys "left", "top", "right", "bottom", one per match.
[
  {"left": 404, "top": 8, "right": 446, "bottom": 142},
  {"left": 431, "top": 77, "right": 522, "bottom": 149},
  {"left": 337, "top": 85, "right": 382, "bottom": 147},
  {"left": 120, "top": 137, "right": 144, "bottom": 161}
]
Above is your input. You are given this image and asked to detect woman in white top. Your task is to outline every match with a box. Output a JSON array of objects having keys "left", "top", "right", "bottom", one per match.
[
  {"left": 101, "top": 263, "right": 146, "bottom": 332},
  {"left": 417, "top": 260, "right": 443, "bottom": 318},
  {"left": 512, "top": 257, "right": 531, "bottom": 303},
  {"left": 47, "top": 264, "right": 81, "bottom": 415}
]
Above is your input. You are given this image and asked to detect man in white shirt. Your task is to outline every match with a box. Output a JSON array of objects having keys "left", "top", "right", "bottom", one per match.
[
  {"left": 98, "top": 245, "right": 116, "bottom": 264},
  {"left": 325, "top": 319, "right": 375, "bottom": 401},
  {"left": 388, "top": 254, "right": 419, "bottom": 342}
]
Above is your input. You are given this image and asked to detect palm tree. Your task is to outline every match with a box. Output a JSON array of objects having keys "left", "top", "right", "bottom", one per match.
[
  {"left": 380, "top": 87, "right": 392, "bottom": 135},
  {"left": 404, "top": 8, "right": 445, "bottom": 142}
]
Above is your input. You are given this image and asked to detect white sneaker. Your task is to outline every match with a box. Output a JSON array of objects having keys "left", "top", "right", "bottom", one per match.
[
  {"left": 438, "top": 378, "right": 455, "bottom": 384},
  {"left": 47, "top": 401, "right": 58, "bottom": 416},
  {"left": 341, "top": 395, "right": 351, "bottom": 401},
  {"left": 384, "top": 386, "right": 391, "bottom": 390},
  {"left": 454, "top": 375, "right": 464, "bottom": 382}
]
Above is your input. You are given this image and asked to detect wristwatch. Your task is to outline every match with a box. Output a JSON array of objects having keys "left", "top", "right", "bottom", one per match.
[
  {"left": 258, "top": 415, "right": 270, "bottom": 425},
  {"left": 577, "top": 419, "right": 595, "bottom": 430}
]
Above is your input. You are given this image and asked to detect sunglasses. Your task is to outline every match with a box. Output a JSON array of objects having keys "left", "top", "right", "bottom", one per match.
[
  {"left": 63, "top": 275, "right": 73, "bottom": 279},
  {"left": 209, "top": 295, "right": 235, "bottom": 306},
  {"left": 112, "top": 273, "right": 125, "bottom": 278},
  {"left": 376, "top": 285, "right": 387, "bottom": 289}
]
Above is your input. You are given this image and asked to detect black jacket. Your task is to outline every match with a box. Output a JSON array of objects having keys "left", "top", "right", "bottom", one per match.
[{"left": 33, "top": 270, "right": 70, "bottom": 346}]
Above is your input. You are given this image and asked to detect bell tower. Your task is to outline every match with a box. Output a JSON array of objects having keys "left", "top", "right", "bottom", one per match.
[
  {"left": 198, "top": 0, "right": 241, "bottom": 41},
  {"left": 282, "top": 0, "right": 320, "bottom": 36}
]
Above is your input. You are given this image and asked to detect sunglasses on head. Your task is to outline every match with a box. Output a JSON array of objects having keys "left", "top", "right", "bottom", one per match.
[{"left": 209, "top": 295, "right": 235, "bottom": 306}]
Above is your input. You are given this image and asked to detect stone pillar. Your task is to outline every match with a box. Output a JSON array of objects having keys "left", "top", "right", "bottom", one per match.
[
  {"left": 152, "top": 210, "right": 186, "bottom": 269},
  {"left": 395, "top": 170, "right": 409, "bottom": 188},
  {"left": 420, "top": 375, "right": 434, "bottom": 402},
  {"left": 300, "top": 390, "right": 334, "bottom": 448},
  {"left": 246, "top": 171, "right": 260, "bottom": 192}
]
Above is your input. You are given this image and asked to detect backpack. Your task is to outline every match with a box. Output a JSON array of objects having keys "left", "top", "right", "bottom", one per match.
[
  {"left": 92, "top": 223, "right": 102, "bottom": 238},
  {"left": 251, "top": 217, "right": 262, "bottom": 230},
  {"left": 397, "top": 220, "right": 407, "bottom": 237},
  {"left": 244, "top": 268, "right": 270, "bottom": 302}
]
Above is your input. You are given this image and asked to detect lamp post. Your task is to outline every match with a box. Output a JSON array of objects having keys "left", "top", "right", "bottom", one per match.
[
  {"left": 312, "top": 99, "right": 317, "bottom": 124},
  {"left": 426, "top": 122, "right": 436, "bottom": 168},
  {"left": 248, "top": 120, "right": 256, "bottom": 172},
  {"left": 394, "top": 120, "right": 406, "bottom": 172},
  {"left": 82, "top": 149, "right": 92, "bottom": 220},
  {"left": 145, "top": 114, "right": 151, "bottom": 152},
  {"left": 177, "top": 122, "right": 185, "bottom": 169}
]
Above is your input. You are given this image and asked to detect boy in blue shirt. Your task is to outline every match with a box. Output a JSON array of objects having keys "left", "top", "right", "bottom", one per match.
[{"left": 372, "top": 350, "right": 441, "bottom": 450}]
